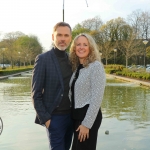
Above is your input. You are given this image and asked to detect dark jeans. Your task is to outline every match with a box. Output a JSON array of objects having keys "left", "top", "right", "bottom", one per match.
[
  {"left": 46, "top": 114, "right": 73, "bottom": 150},
  {"left": 71, "top": 110, "right": 102, "bottom": 150}
]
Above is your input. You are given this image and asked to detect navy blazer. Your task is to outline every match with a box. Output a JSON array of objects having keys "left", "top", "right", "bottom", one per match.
[{"left": 31, "top": 48, "right": 64, "bottom": 125}]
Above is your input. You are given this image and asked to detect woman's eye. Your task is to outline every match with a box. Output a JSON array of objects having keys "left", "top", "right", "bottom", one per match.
[{"left": 84, "top": 44, "right": 88, "bottom": 46}]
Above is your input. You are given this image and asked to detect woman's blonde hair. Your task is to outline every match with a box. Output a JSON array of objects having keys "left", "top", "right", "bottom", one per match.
[{"left": 69, "top": 33, "right": 101, "bottom": 71}]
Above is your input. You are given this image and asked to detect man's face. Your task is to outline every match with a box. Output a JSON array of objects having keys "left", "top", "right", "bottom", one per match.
[{"left": 52, "top": 26, "right": 72, "bottom": 51}]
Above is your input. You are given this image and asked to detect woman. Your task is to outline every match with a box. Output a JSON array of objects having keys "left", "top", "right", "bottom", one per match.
[{"left": 69, "top": 33, "right": 106, "bottom": 150}]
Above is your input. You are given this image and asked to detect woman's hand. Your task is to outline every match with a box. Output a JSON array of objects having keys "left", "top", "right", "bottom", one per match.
[{"left": 76, "top": 125, "right": 89, "bottom": 142}]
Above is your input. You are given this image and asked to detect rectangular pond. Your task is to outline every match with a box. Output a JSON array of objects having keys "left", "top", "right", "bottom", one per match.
[{"left": 0, "top": 76, "right": 150, "bottom": 150}]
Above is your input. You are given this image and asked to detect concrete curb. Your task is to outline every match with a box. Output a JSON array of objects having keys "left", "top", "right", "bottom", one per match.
[
  {"left": 0, "top": 70, "right": 32, "bottom": 80},
  {"left": 1, "top": 72, "right": 150, "bottom": 87},
  {"left": 106, "top": 74, "right": 150, "bottom": 87}
]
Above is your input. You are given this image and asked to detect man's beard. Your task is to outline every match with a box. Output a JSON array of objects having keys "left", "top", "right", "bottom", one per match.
[
  {"left": 57, "top": 45, "right": 67, "bottom": 51},
  {"left": 57, "top": 43, "right": 68, "bottom": 51}
]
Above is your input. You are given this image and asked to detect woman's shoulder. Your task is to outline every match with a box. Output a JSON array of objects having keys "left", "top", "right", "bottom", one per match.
[{"left": 89, "top": 60, "right": 103, "bottom": 68}]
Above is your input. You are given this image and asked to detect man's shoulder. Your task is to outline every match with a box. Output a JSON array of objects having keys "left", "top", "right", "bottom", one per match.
[{"left": 38, "top": 49, "right": 54, "bottom": 58}]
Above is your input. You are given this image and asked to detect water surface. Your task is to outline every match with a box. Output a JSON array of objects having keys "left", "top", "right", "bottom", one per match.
[{"left": 0, "top": 75, "right": 150, "bottom": 150}]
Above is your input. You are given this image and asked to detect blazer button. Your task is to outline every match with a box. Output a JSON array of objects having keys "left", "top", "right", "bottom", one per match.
[{"left": 61, "top": 94, "right": 63, "bottom": 97}]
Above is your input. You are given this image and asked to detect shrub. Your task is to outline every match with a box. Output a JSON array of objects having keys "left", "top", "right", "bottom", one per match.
[
  {"left": 0, "top": 66, "right": 33, "bottom": 76},
  {"left": 115, "top": 68, "right": 150, "bottom": 81}
]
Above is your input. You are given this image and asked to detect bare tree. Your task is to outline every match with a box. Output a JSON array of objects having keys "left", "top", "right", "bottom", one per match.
[
  {"left": 128, "top": 10, "right": 150, "bottom": 40},
  {"left": 81, "top": 16, "right": 103, "bottom": 31},
  {"left": 98, "top": 17, "right": 126, "bottom": 65},
  {"left": 140, "top": 11, "right": 150, "bottom": 40},
  {"left": 117, "top": 25, "right": 142, "bottom": 67},
  {"left": 127, "top": 9, "right": 142, "bottom": 39}
]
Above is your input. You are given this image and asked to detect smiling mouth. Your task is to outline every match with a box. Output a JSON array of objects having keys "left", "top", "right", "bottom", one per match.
[{"left": 78, "top": 50, "right": 85, "bottom": 53}]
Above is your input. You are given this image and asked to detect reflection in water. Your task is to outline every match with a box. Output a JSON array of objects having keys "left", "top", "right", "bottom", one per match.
[
  {"left": 0, "top": 76, "right": 150, "bottom": 150},
  {"left": 0, "top": 77, "right": 32, "bottom": 118},
  {"left": 1, "top": 77, "right": 31, "bottom": 96},
  {"left": 102, "top": 79, "right": 150, "bottom": 128}
]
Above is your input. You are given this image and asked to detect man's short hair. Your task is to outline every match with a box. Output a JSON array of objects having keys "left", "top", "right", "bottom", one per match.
[{"left": 53, "top": 22, "right": 72, "bottom": 33}]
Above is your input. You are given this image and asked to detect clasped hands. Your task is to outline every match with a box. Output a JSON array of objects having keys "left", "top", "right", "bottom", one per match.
[{"left": 76, "top": 125, "right": 89, "bottom": 142}]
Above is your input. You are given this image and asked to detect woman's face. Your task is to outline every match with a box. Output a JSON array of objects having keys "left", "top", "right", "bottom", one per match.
[{"left": 75, "top": 36, "right": 90, "bottom": 64}]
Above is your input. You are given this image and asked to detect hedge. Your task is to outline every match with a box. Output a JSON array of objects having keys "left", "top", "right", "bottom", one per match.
[{"left": 0, "top": 66, "right": 33, "bottom": 76}]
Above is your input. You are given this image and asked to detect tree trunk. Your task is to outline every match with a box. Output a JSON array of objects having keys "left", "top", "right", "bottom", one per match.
[
  {"left": 126, "top": 56, "right": 128, "bottom": 68},
  {"left": 105, "top": 58, "right": 108, "bottom": 65}
]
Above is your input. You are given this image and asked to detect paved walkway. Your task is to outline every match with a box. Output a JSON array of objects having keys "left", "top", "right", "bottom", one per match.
[
  {"left": 1, "top": 72, "right": 150, "bottom": 88},
  {"left": 106, "top": 74, "right": 150, "bottom": 87}
]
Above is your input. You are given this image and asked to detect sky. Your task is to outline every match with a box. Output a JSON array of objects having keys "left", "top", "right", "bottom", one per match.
[{"left": 0, "top": 0, "right": 150, "bottom": 50}]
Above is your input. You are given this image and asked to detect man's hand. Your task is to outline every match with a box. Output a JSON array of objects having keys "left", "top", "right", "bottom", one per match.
[
  {"left": 45, "top": 120, "right": 51, "bottom": 129},
  {"left": 76, "top": 125, "right": 89, "bottom": 142}
]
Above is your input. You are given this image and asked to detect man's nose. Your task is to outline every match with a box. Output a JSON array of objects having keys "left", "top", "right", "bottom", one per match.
[{"left": 61, "top": 35, "right": 66, "bottom": 40}]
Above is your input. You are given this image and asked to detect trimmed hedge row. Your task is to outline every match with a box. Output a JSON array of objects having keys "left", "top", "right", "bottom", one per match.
[
  {"left": 105, "top": 65, "right": 150, "bottom": 81},
  {"left": 0, "top": 66, "right": 33, "bottom": 76},
  {"left": 105, "top": 65, "right": 124, "bottom": 74},
  {"left": 116, "top": 70, "right": 150, "bottom": 80}
]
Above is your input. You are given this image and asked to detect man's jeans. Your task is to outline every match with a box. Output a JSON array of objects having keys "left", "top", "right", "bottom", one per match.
[{"left": 46, "top": 114, "right": 73, "bottom": 150}]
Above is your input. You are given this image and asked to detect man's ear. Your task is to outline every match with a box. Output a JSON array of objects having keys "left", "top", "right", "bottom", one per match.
[{"left": 52, "top": 34, "right": 54, "bottom": 41}]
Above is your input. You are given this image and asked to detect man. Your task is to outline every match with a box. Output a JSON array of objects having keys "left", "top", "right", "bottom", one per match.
[{"left": 31, "top": 22, "right": 73, "bottom": 150}]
